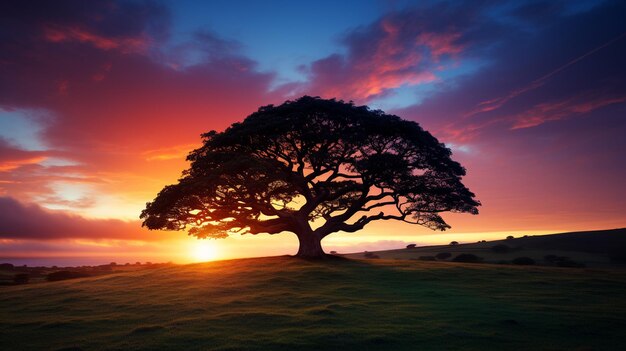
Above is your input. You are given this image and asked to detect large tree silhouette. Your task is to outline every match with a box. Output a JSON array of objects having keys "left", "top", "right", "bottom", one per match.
[{"left": 141, "top": 96, "right": 480, "bottom": 258}]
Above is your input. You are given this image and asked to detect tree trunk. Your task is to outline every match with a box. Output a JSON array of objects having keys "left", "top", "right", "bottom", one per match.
[{"left": 295, "top": 232, "right": 325, "bottom": 258}]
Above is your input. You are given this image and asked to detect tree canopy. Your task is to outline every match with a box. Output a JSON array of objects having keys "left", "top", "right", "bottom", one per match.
[{"left": 141, "top": 96, "right": 480, "bottom": 258}]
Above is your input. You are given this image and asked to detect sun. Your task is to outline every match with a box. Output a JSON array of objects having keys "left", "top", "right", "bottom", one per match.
[{"left": 192, "top": 241, "right": 217, "bottom": 262}]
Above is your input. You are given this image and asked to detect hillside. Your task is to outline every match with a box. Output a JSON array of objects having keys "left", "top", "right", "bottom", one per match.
[
  {"left": 2, "top": 256, "right": 626, "bottom": 350},
  {"left": 343, "top": 228, "right": 626, "bottom": 267}
]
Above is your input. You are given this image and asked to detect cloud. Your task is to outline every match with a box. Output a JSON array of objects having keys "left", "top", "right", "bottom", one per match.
[
  {"left": 0, "top": 139, "right": 48, "bottom": 171},
  {"left": 0, "top": 196, "right": 168, "bottom": 241},
  {"left": 394, "top": 0, "right": 626, "bottom": 141},
  {"left": 292, "top": 2, "right": 498, "bottom": 102},
  {"left": 0, "top": 0, "right": 284, "bottom": 213},
  {"left": 510, "top": 94, "right": 626, "bottom": 129}
]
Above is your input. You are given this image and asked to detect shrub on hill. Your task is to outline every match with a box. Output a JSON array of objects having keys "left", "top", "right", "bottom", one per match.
[
  {"left": 13, "top": 273, "right": 29, "bottom": 284},
  {"left": 512, "top": 257, "right": 535, "bottom": 265},
  {"left": 609, "top": 247, "right": 626, "bottom": 263},
  {"left": 364, "top": 252, "right": 380, "bottom": 259},
  {"left": 406, "top": 244, "right": 417, "bottom": 249},
  {"left": 555, "top": 258, "right": 585, "bottom": 268},
  {"left": 452, "top": 254, "right": 483, "bottom": 263},
  {"left": 491, "top": 244, "right": 511, "bottom": 253},
  {"left": 47, "top": 271, "right": 90, "bottom": 282},
  {"left": 544, "top": 254, "right": 559, "bottom": 263},
  {"left": 418, "top": 256, "right": 436, "bottom": 261},
  {"left": 435, "top": 252, "right": 452, "bottom": 260},
  {"left": 543, "top": 255, "right": 585, "bottom": 268},
  {"left": 0, "top": 263, "right": 15, "bottom": 270},
  {"left": 450, "top": 241, "right": 459, "bottom": 246}
]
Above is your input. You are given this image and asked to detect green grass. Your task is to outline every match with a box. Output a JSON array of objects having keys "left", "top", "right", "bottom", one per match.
[
  {"left": 2, "top": 257, "right": 626, "bottom": 350},
  {"left": 343, "top": 228, "right": 626, "bottom": 268}
]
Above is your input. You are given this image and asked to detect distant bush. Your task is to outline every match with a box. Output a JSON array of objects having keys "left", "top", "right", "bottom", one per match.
[
  {"left": 452, "top": 254, "right": 483, "bottom": 263},
  {"left": 0, "top": 263, "right": 15, "bottom": 270},
  {"left": 364, "top": 252, "right": 380, "bottom": 259},
  {"left": 555, "top": 258, "right": 585, "bottom": 268},
  {"left": 544, "top": 254, "right": 559, "bottom": 263},
  {"left": 418, "top": 256, "right": 436, "bottom": 261},
  {"left": 512, "top": 257, "right": 535, "bottom": 265},
  {"left": 543, "top": 255, "right": 585, "bottom": 268},
  {"left": 491, "top": 244, "right": 511, "bottom": 253},
  {"left": 435, "top": 252, "right": 452, "bottom": 260},
  {"left": 47, "top": 271, "right": 90, "bottom": 282},
  {"left": 506, "top": 235, "right": 514, "bottom": 240},
  {"left": 330, "top": 251, "right": 337, "bottom": 254},
  {"left": 609, "top": 247, "right": 626, "bottom": 263},
  {"left": 449, "top": 241, "right": 459, "bottom": 246},
  {"left": 13, "top": 273, "right": 29, "bottom": 284},
  {"left": 406, "top": 244, "right": 416, "bottom": 249}
]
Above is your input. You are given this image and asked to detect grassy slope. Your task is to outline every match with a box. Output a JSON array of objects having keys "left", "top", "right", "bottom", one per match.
[
  {"left": 343, "top": 228, "right": 626, "bottom": 267},
  {"left": 2, "top": 257, "right": 626, "bottom": 351}
]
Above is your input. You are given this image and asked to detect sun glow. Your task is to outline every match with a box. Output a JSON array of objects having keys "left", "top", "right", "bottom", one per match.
[{"left": 192, "top": 241, "right": 217, "bottom": 262}]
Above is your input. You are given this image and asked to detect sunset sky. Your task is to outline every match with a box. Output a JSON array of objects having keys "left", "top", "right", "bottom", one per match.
[{"left": 1, "top": 0, "right": 625, "bottom": 266}]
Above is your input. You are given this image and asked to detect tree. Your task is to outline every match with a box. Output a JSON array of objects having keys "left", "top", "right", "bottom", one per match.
[
  {"left": 141, "top": 96, "right": 480, "bottom": 258},
  {"left": 450, "top": 241, "right": 459, "bottom": 246}
]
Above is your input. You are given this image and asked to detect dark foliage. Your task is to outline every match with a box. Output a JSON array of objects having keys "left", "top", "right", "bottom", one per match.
[
  {"left": 544, "top": 254, "right": 559, "bottom": 263},
  {"left": 555, "top": 259, "right": 585, "bottom": 268},
  {"left": 406, "top": 244, "right": 417, "bottom": 249},
  {"left": 506, "top": 236, "right": 514, "bottom": 240},
  {"left": 450, "top": 241, "right": 459, "bottom": 246},
  {"left": 0, "top": 263, "right": 14, "bottom": 270},
  {"left": 511, "top": 257, "right": 535, "bottom": 265},
  {"left": 47, "top": 271, "right": 90, "bottom": 282},
  {"left": 364, "top": 252, "right": 380, "bottom": 259},
  {"left": 141, "top": 96, "right": 480, "bottom": 258},
  {"left": 491, "top": 244, "right": 511, "bottom": 253},
  {"left": 452, "top": 254, "right": 483, "bottom": 263},
  {"left": 543, "top": 255, "right": 585, "bottom": 268},
  {"left": 609, "top": 247, "right": 626, "bottom": 263},
  {"left": 435, "top": 252, "right": 452, "bottom": 260},
  {"left": 418, "top": 256, "right": 437, "bottom": 261},
  {"left": 13, "top": 273, "right": 29, "bottom": 284}
]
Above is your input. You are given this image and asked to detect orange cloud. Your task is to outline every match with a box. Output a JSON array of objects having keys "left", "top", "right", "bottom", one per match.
[
  {"left": 0, "top": 156, "right": 46, "bottom": 171},
  {"left": 0, "top": 140, "right": 48, "bottom": 171},
  {"left": 143, "top": 144, "right": 199, "bottom": 161}
]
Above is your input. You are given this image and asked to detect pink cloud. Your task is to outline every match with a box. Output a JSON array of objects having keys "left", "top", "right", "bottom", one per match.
[
  {"left": 511, "top": 95, "right": 626, "bottom": 129},
  {"left": 0, "top": 196, "right": 168, "bottom": 241},
  {"left": 298, "top": 14, "right": 464, "bottom": 101},
  {"left": 44, "top": 25, "right": 149, "bottom": 53},
  {"left": 0, "top": 140, "right": 48, "bottom": 171}
]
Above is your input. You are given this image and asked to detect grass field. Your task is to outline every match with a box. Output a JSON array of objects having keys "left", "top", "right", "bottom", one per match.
[
  {"left": 2, "top": 256, "right": 626, "bottom": 351},
  {"left": 343, "top": 228, "right": 626, "bottom": 268}
]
